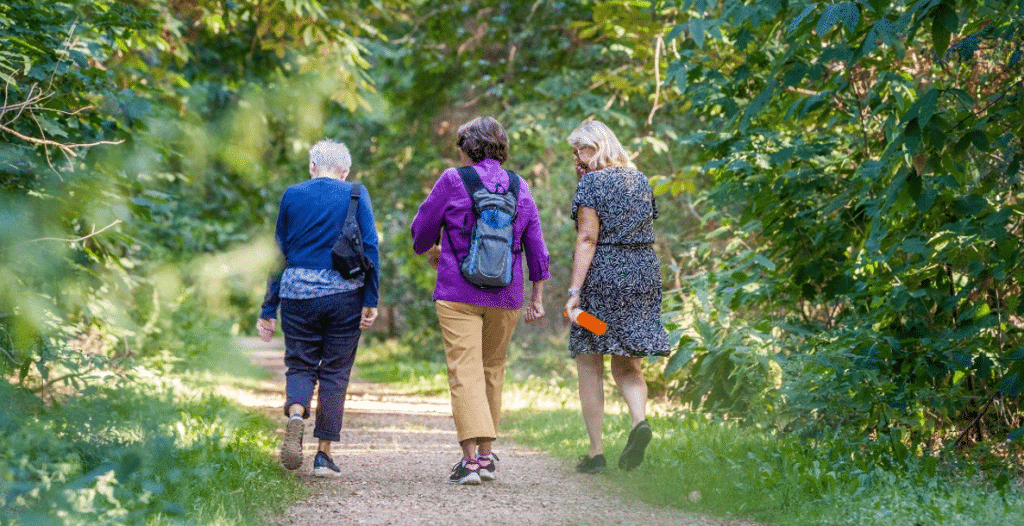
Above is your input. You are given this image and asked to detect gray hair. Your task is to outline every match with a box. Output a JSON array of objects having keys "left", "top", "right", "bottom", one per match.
[
  {"left": 308, "top": 140, "right": 352, "bottom": 173},
  {"left": 567, "top": 120, "right": 631, "bottom": 171}
]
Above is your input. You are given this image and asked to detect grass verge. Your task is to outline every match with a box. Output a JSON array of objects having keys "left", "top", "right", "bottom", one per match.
[
  {"left": 504, "top": 402, "right": 1024, "bottom": 526},
  {"left": 1, "top": 343, "right": 306, "bottom": 526},
  {"left": 355, "top": 337, "right": 1024, "bottom": 526}
]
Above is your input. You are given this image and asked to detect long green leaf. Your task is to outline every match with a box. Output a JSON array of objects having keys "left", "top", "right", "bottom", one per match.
[{"left": 788, "top": 3, "right": 818, "bottom": 34}]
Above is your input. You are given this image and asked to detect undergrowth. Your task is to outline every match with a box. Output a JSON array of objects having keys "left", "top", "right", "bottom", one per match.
[
  {"left": 359, "top": 334, "right": 1024, "bottom": 526},
  {"left": 0, "top": 348, "right": 305, "bottom": 526}
]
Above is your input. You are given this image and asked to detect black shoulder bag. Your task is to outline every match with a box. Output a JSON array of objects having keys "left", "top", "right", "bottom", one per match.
[{"left": 331, "top": 183, "right": 371, "bottom": 279}]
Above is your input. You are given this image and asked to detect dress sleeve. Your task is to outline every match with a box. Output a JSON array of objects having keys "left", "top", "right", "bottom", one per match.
[{"left": 571, "top": 171, "right": 601, "bottom": 221}]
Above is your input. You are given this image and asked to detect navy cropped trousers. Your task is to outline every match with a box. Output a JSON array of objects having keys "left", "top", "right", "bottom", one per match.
[{"left": 280, "top": 289, "right": 362, "bottom": 442}]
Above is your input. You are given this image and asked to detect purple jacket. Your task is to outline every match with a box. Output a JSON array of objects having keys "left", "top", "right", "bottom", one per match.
[{"left": 411, "top": 159, "right": 550, "bottom": 310}]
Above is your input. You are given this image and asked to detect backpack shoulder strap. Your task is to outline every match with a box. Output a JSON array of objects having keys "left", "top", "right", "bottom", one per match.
[
  {"left": 505, "top": 170, "right": 520, "bottom": 201},
  {"left": 455, "top": 166, "right": 485, "bottom": 198}
]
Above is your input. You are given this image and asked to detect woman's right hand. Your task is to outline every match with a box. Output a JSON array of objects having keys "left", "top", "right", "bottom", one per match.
[
  {"left": 574, "top": 157, "right": 589, "bottom": 177},
  {"left": 257, "top": 318, "right": 276, "bottom": 342},
  {"left": 564, "top": 294, "right": 581, "bottom": 325},
  {"left": 426, "top": 244, "right": 440, "bottom": 270}
]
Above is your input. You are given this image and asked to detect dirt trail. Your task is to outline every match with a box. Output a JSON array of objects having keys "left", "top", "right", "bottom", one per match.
[{"left": 236, "top": 337, "right": 757, "bottom": 526}]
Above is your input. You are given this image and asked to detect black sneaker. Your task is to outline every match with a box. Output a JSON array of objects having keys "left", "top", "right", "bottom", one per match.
[
  {"left": 618, "top": 420, "right": 652, "bottom": 471},
  {"left": 448, "top": 459, "right": 481, "bottom": 485},
  {"left": 575, "top": 454, "right": 606, "bottom": 474},
  {"left": 477, "top": 453, "right": 499, "bottom": 482},
  {"left": 281, "top": 414, "right": 304, "bottom": 470},
  {"left": 312, "top": 451, "right": 341, "bottom": 477}
]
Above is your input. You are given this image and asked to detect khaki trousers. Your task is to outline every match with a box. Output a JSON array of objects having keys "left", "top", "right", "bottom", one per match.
[{"left": 436, "top": 300, "right": 520, "bottom": 443}]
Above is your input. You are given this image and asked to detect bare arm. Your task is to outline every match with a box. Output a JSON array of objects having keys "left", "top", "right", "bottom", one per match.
[
  {"left": 565, "top": 205, "right": 600, "bottom": 320},
  {"left": 526, "top": 280, "right": 545, "bottom": 322}
]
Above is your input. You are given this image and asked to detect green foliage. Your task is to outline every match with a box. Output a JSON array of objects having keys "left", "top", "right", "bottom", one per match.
[
  {"left": 1, "top": 2, "right": 378, "bottom": 524},
  {"left": 663, "top": 273, "right": 781, "bottom": 419},
  {"left": 0, "top": 362, "right": 303, "bottom": 526},
  {"left": 615, "top": 0, "right": 1024, "bottom": 464},
  {"left": 505, "top": 407, "right": 1024, "bottom": 526}
]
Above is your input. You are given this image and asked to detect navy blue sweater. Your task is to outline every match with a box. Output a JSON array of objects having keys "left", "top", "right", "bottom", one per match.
[{"left": 261, "top": 177, "right": 380, "bottom": 318}]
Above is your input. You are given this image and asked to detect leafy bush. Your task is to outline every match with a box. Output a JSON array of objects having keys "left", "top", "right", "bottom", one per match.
[
  {"left": 1, "top": 362, "right": 302, "bottom": 526},
  {"left": 662, "top": 270, "right": 782, "bottom": 420}
]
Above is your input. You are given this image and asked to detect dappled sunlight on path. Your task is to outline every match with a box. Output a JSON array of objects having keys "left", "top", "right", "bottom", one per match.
[{"left": 235, "top": 337, "right": 759, "bottom": 526}]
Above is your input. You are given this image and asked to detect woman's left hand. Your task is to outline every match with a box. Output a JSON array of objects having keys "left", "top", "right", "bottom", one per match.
[
  {"left": 257, "top": 318, "right": 276, "bottom": 342},
  {"left": 360, "top": 307, "right": 379, "bottom": 330}
]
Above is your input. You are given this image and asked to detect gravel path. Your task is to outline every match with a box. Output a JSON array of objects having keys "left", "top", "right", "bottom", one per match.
[{"left": 237, "top": 337, "right": 758, "bottom": 526}]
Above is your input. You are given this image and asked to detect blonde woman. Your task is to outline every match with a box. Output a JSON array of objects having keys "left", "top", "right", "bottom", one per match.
[{"left": 565, "top": 120, "right": 670, "bottom": 474}]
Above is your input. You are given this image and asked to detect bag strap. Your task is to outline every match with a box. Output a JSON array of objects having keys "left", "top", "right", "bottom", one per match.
[
  {"left": 505, "top": 170, "right": 521, "bottom": 202},
  {"left": 455, "top": 166, "right": 483, "bottom": 198},
  {"left": 345, "top": 183, "right": 362, "bottom": 226},
  {"left": 444, "top": 167, "right": 482, "bottom": 263}
]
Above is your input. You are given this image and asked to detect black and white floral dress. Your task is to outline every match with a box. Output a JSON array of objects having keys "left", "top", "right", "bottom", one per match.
[{"left": 570, "top": 166, "right": 671, "bottom": 358}]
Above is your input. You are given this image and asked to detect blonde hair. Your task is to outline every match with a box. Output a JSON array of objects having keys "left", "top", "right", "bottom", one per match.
[{"left": 567, "top": 120, "right": 631, "bottom": 171}]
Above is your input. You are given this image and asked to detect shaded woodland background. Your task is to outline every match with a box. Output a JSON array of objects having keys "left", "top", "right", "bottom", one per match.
[{"left": 2, "top": 0, "right": 1023, "bottom": 522}]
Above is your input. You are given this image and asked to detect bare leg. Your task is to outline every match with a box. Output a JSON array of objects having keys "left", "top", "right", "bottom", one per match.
[
  {"left": 575, "top": 353, "right": 606, "bottom": 457},
  {"left": 289, "top": 404, "right": 333, "bottom": 456},
  {"left": 610, "top": 356, "right": 647, "bottom": 427},
  {"left": 460, "top": 438, "right": 478, "bottom": 459},
  {"left": 477, "top": 439, "right": 492, "bottom": 456}
]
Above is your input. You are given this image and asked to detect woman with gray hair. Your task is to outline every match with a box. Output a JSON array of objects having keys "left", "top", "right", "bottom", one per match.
[
  {"left": 564, "top": 120, "right": 670, "bottom": 474},
  {"left": 257, "top": 139, "right": 380, "bottom": 477}
]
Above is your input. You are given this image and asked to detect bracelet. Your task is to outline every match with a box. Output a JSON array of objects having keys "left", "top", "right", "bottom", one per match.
[{"left": 568, "top": 288, "right": 581, "bottom": 296}]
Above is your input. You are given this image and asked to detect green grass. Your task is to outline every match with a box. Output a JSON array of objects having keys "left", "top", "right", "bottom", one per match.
[
  {"left": 352, "top": 337, "right": 1024, "bottom": 526},
  {"left": 1, "top": 355, "right": 306, "bottom": 526},
  {"left": 504, "top": 404, "right": 1024, "bottom": 526},
  {"left": 352, "top": 337, "right": 450, "bottom": 394}
]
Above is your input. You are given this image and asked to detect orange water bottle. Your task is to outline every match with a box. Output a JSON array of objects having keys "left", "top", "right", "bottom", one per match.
[{"left": 565, "top": 308, "right": 607, "bottom": 335}]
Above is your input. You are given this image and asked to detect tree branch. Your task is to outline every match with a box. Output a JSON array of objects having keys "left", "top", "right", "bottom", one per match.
[
  {"left": 29, "top": 219, "right": 123, "bottom": 245},
  {"left": 0, "top": 121, "right": 124, "bottom": 155},
  {"left": 646, "top": 34, "right": 665, "bottom": 126}
]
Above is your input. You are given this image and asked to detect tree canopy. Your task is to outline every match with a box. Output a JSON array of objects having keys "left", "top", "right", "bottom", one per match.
[{"left": 2, "top": 1, "right": 1023, "bottom": 520}]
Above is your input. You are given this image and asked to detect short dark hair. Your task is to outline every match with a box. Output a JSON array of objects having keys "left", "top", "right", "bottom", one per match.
[{"left": 457, "top": 116, "right": 508, "bottom": 164}]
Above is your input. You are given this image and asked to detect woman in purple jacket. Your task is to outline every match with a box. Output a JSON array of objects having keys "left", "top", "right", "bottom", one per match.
[{"left": 412, "top": 116, "right": 550, "bottom": 485}]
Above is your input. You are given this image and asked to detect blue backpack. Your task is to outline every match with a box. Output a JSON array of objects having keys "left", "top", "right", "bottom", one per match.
[{"left": 446, "top": 166, "right": 520, "bottom": 289}]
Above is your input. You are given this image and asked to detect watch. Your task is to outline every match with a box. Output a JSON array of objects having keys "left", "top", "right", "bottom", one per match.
[{"left": 568, "top": 288, "right": 581, "bottom": 296}]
